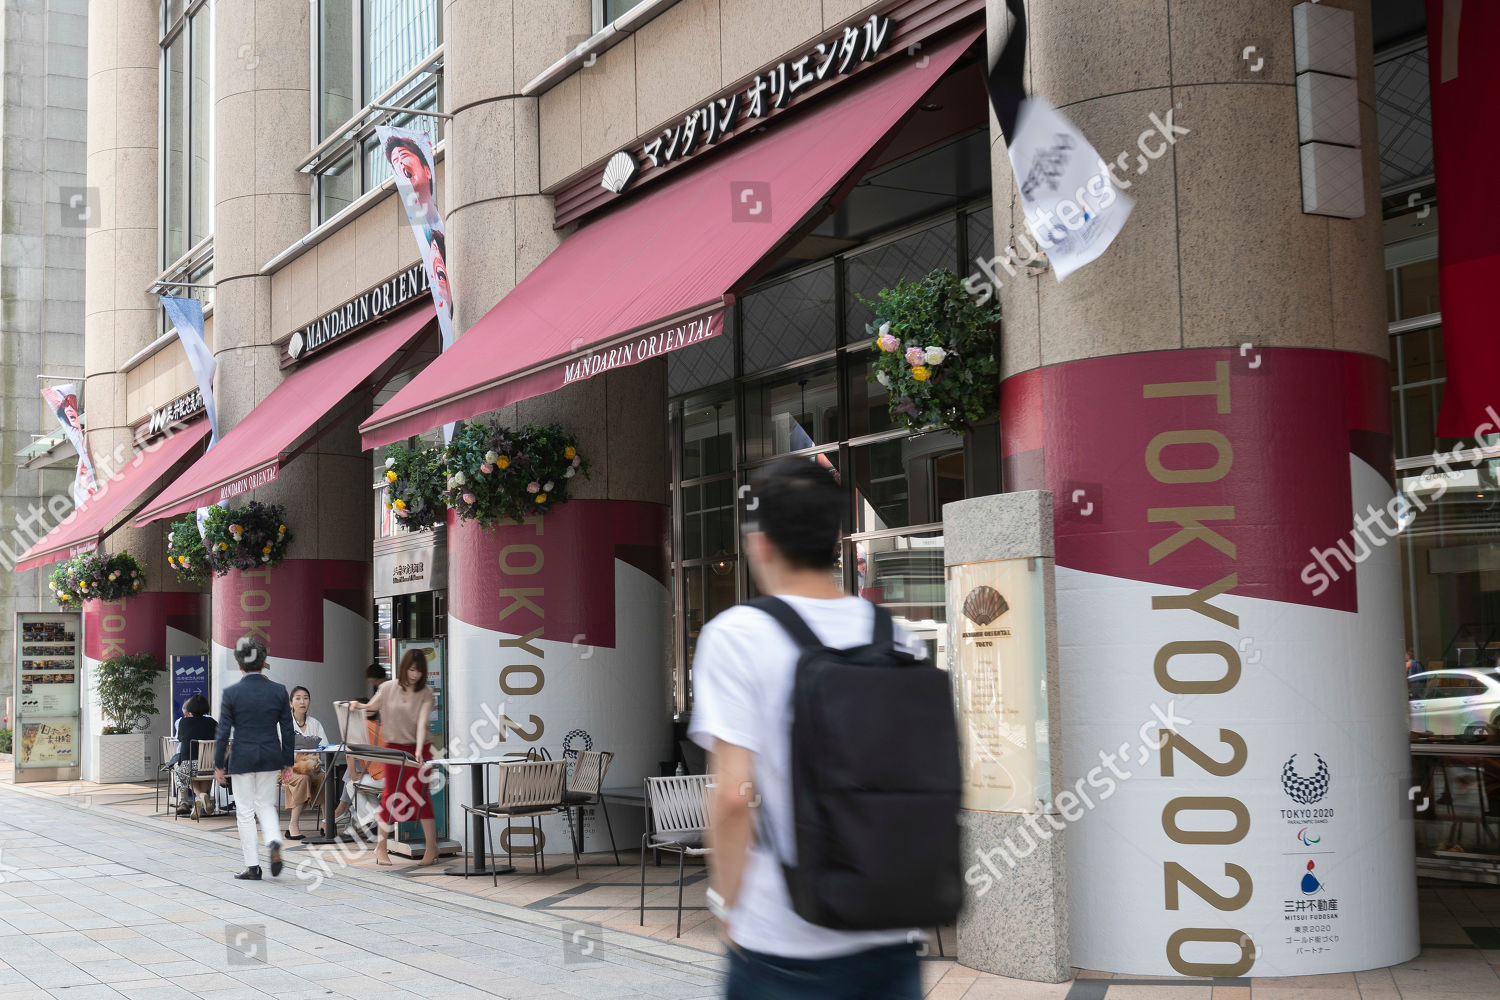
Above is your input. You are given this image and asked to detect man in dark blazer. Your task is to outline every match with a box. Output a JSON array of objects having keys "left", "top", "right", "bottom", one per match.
[{"left": 214, "top": 636, "right": 294, "bottom": 880}]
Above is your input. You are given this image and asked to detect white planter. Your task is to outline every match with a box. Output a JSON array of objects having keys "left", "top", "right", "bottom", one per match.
[{"left": 92, "top": 732, "right": 148, "bottom": 784}]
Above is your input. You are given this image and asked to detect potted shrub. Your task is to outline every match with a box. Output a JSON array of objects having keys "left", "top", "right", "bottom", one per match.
[{"left": 90, "top": 652, "right": 160, "bottom": 783}]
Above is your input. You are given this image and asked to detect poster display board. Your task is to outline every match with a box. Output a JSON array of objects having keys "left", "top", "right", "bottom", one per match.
[
  {"left": 13, "top": 611, "right": 83, "bottom": 778},
  {"left": 170, "top": 655, "right": 209, "bottom": 725},
  {"left": 945, "top": 558, "right": 1050, "bottom": 813},
  {"left": 394, "top": 637, "right": 446, "bottom": 841}
]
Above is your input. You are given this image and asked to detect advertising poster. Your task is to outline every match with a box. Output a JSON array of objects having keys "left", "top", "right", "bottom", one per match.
[
  {"left": 375, "top": 124, "right": 453, "bottom": 353},
  {"left": 946, "top": 558, "right": 1050, "bottom": 813},
  {"left": 394, "top": 638, "right": 446, "bottom": 841},
  {"left": 14, "top": 612, "right": 83, "bottom": 775},
  {"left": 40, "top": 382, "right": 97, "bottom": 506}
]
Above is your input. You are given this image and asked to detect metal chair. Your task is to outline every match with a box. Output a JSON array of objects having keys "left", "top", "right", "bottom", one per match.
[
  {"left": 188, "top": 740, "right": 222, "bottom": 820},
  {"left": 342, "top": 743, "right": 424, "bottom": 847},
  {"left": 563, "top": 750, "right": 619, "bottom": 864},
  {"left": 156, "top": 736, "right": 179, "bottom": 814},
  {"left": 639, "top": 774, "right": 713, "bottom": 937},
  {"left": 462, "top": 759, "right": 575, "bottom": 884}
]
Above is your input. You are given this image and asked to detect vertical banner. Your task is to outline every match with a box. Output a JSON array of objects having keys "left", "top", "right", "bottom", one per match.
[
  {"left": 40, "top": 383, "right": 96, "bottom": 506},
  {"left": 376, "top": 125, "right": 454, "bottom": 350},
  {"left": 159, "top": 296, "right": 219, "bottom": 447},
  {"left": 1427, "top": 0, "right": 1500, "bottom": 436}
]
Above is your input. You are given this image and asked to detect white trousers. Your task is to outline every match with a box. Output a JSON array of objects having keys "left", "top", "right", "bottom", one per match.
[{"left": 232, "top": 770, "right": 282, "bottom": 868}]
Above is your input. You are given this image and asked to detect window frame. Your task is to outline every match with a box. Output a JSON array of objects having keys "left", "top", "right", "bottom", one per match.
[
  {"left": 306, "top": 0, "right": 444, "bottom": 227},
  {"left": 159, "top": 0, "right": 214, "bottom": 274}
]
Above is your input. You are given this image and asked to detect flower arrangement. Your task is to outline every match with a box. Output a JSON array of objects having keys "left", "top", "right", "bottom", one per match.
[
  {"left": 48, "top": 551, "right": 147, "bottom": 605},
  {"left": 382, "top": 444, "right": 447, "bottom": 529},
  {"left": 165, "top": 516, "right": 211, "bottom": 585},
  {"left": 202, "top": 502, "right": 293, "bottom": 576},
  {"left": 442, "top": 421, "right": 589, "bottom": 527},
  {"left": 862, "top": 268, "right": 1001, "bottom": 435}
]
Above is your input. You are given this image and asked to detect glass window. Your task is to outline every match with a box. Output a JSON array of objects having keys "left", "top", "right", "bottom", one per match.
[
  {"left": 966, "top": 205, "right": 994, "bottom": 273},
  {"left": 848, "top": 351, "right": 900, "bottom": 439},
  {"left": 741, "top": 263, "right": 836, "bottom": 374},
  {"left": 682, "top": 480, "right": 735, "bottom": 562},
  {"left": 682, "top": 401, "right": 734, "bottom": 479},
  {"left": 855, "top": 531, "right": 947, "bottom": 660},
  {"left": 1398, "top": 259, "right": 1441, "bottom": 319},
  {"left": 312, "top": 0, "right": 440, "bottom": 222},
  {"left": 850, "top": 434, "right": 963, "bottom": 533},
  {"left": 744, "top": 365, "right": 838, "bottom": 462},
  {"left": 162, "top": 2, "right": 211, "bottom": 268},
  {"left": 845, "top": 219, "right": 958, "bottom": 340},
  {"left": 599, "top": 0, "right": 650, "bottom": 28}
]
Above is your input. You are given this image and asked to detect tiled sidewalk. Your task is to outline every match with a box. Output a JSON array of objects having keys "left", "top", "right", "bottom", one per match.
[{"left": 1, "top": 766, "right": 1497, "bottom": 999}]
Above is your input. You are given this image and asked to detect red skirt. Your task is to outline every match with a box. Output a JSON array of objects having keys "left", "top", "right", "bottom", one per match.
[{"left": 379, "top": 743, "right": 434, "bottom": 823}]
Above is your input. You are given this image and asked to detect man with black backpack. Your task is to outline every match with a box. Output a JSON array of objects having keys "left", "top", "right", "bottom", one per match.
[{"left": 690, "top": 458, "right": 963, "bottom": 999}]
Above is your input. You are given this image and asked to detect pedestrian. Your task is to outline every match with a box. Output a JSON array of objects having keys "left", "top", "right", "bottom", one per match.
[
  {"left": 350, "top": 649, "right": 438, "bottom": 867},
  {"left": 1406, "top": 649, "right": 1419, "bottom": 677},
  {"left": 281, "top": 686, "right": 328, "bottom": 841},
  {"left": 689, "top": 458, "right": 959, "bottom": 1000},
  {"left": 172, "top": 694, "right": 217, "bottom": 817},
  {"left": 214, "top": 636, "right": 295, "bottom": 880}
]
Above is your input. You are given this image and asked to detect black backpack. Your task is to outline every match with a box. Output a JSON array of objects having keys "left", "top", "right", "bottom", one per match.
[{"left": 749, "top": 596, "right": 964, "bottom": 931}]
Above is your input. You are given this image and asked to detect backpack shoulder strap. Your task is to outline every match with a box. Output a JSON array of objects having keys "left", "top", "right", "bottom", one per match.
[
  {"left": 747, "top": 596, "right": 823, "bottom": 650},
  {"left": 871, "top": 601, "right": 895, "bottom": 647}
]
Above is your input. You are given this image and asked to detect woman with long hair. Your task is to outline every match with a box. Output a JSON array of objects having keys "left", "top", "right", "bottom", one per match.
[
  {"left": 351, "top": 649, "right": 437, "bottom": 866},
  {"left": 281, "top": 685, "right": 327, "bottom": 840}
]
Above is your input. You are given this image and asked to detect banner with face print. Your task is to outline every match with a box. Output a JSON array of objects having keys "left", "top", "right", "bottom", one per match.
[
  {"left": 41, "top": 382, "right": 97, "bottom": 506},
  {"left": 376, "top": 125, "right": 454, "bottom": 350}
]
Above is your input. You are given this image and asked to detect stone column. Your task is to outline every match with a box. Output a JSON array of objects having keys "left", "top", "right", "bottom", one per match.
[
  {"left": 440, "top": 0, "right": 672, "bottom": 858},
  {"left": 987, "top": 0, "right": 1416, "bottom": 978},
  {"left": 208, "top": 0, "right": 370, "bottom": 723},
  {"left": 81, "top": 0, "right": 208, "bottom": 776}
]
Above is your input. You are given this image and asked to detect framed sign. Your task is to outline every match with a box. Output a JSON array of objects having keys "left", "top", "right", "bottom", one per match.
[
  {"left": 13, "top": 611, "right": 83, "bottom": 780},
  {"left": 945, "top": 558, "right": 1050, "bottom": 813}
]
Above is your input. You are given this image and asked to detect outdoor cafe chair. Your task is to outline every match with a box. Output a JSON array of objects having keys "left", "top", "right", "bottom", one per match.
[
  {"left": 462, "top": 759, "right": 576, "bottom": 884},
  {"left": 156, "top": 736, "right": 179, "bottom": 814},
  {"left": 639, "top": 774, "right": 713, "bottom": 938},
  {"left": 342, "top": 743, "right": 425, "bottom": 847},
  {"left": 564, "top": 750, "right": 619, "bottom": 864}
]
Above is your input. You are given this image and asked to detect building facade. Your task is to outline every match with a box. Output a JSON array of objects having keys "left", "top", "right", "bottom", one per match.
[
  {"left": 21, "top": 0, "right": 1486, "bottom": 980},
  {"left": 0, "top": 0, "right": 88, "bottom": 703}
]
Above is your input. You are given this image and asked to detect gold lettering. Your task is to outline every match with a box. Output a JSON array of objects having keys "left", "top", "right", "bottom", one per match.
[
  {"left": 1143, "top": 361, "right": 1231, "bottom": 414},
  {"left": 1146, "top": 430, "right": 1232, "bottom": 484}
]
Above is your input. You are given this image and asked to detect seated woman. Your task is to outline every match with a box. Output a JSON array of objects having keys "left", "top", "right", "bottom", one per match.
[
  {"left": 281, "top": 685, "right": 328, "bottom": 840},
  {"left": 174, "top": 695, "right": 217, "bottom": 817}
]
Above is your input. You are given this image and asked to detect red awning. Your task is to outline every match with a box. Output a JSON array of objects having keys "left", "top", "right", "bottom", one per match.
[
  {"left": 360, "top": 29, "right": 980, "bottom": 450},
  {"left": 14, "top": 419, "right": 211, "bottom": 572},
  {"left": 136, "top": 306, "right": 436, "bottom": 523}
]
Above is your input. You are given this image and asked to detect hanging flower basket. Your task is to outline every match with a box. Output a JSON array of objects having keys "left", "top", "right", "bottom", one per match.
[
  {"left": 442, "top": 421, "right": 589, "bottom": 528},
  {"left": 48, "top": 550, "right": 147, "bottom": 606},
  {"left": 382, "top": 444, "right": 447, "bottom": 529},
  {"left": 202, "top": 502, "right": 293, "bottom": 576},
  {"left": 166, "top": 516, "right": 211, "bottom": 585},
  {"left": 862, "top": 268, "right": 1001, "bottom": 436}
]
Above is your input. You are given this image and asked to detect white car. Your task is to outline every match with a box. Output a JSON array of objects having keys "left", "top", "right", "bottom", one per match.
[{"left": 1408, "top": 669, "right": 1500, "bottom": 737}]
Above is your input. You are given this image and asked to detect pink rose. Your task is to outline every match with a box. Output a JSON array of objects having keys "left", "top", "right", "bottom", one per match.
[
  {"left": 480, "top": 463, "right": 494, "bottom": 474},
  {"left": 904, "top": 346, "right": 925, "bottom": 366},
  {"left": 877, "top": 334, "right": 900, "bottom": 353},
  {"left": 572, "top": 456, "right": 581, "bottom": 468},
  {"left": 527, "top": 481, "right": 541, "bottom": 493},
  {"left": 462, "top": 493, "right": 476, "bottom": 505}
]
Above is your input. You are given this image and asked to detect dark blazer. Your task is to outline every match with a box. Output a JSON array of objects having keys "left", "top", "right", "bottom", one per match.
[
  {"left": 177, "top": 715, "right": 216, "bottom": 759},
  {"left": 214, "top": 673, "right": 294, "bottom": 775}
]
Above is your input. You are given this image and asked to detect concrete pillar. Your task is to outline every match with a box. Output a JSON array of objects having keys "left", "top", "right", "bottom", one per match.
[
  {"left": 986, "top": 0, "right": 1415, "bottom": 978},
  {"left": 440, "top": 0, "right": 672, "bottom": 856},
  {"left": 80, "top": 0, "right": 209, "bottom": 772},
  {"left": 945, "top": 491, "right": 1068, "bottom": 982},
  {"left": 208, "top": 0, "right": 369, "bottom": 724}
]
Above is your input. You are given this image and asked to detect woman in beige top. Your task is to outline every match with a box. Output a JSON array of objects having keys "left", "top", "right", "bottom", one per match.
[{"left": 351, "top": 649, "right": 438, "bottom": 866}]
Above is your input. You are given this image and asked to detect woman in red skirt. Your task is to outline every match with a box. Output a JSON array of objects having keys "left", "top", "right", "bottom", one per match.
[{"left": 352, "top": 649, "right": 438, "bottom": 866}]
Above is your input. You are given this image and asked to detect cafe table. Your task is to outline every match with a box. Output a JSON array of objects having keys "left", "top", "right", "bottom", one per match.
[
  {"left": 296, "top": 744, "right": 346, "bottom": 847},
  {"left": 427, "top": 755, "right": 518, "bottom": 877}
]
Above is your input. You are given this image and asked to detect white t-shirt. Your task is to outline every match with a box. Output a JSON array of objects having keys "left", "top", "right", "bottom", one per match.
[{"left": 688, "top": 595, "right": 922, "bottom": 959}]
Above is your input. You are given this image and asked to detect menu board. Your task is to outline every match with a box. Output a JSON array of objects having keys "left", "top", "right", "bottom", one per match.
[
  {"left": 945, "top": 559, "right": 1050, "bottom": 813},
  {"left": 13, "top": 612, "right": 83, "bottom": 772}
]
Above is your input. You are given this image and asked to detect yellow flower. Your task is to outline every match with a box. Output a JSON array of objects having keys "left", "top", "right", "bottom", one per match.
[
  {"left": 496, "top": 456, "right": 510, "bottom": 469},
  {"left": 911, "top": 365, "right": 931, "bottom": 381},
  {"left": 59, "top": 593, "right": 70, "bottom": 601},
  {"left": 393, "top": 499, "right": 407, "bottom": 510},
  {"left": 79, "top": 581, "right": 88, "bottom": 589},
  {"left": 564, "top": 446, "right": 576, "bottom": 459},
  {"left": 387, "top": 469, "right": 398, "bottom": 482},
  {"left": 218, "top": 542, "right": 228, "bottom": 551},
  {"left": 262, "top": 545, "right": 272, "bottom": 554},
  {"left": 278, "top": 524, "right": 286, "bottom": 532},
  {"left": 535, "top": 493, "right": 547, "bottom": 504}
]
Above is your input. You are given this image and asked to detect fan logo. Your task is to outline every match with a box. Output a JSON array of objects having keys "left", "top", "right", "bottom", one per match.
[
  {"left": 1281, "top": 752, "right": 1331, "bottom": 805},
  {"left": 962, "top": 586, "right": 1009, "bottom": 626}
]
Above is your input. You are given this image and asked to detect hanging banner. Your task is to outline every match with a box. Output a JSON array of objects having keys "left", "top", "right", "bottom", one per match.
[
  {"left": 159, "top": 296, "right": 219, "bottom": 447},
  {"left": 1427, "top": 0, "right": 1500, "bottom": 436},
  {"left": 41, "top": 382, "right": 97, "bottom": 506},
  {"left": 984, "top": 0, "right": 1133, "bottom": 280},
  {"left": 377, "top": 124, "right": 454, "bottom": 441}
]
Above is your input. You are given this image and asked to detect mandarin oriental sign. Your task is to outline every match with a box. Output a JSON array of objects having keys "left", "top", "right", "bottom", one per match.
[
  {"left": 143, "top": 387, "right": 205, "bottom": 440},
  {"left": 600, "top": 13, "right": 894, "bottom": 194},
  {"left": 286, "top": 263, "right": 429, "bottom": 364},
  {"left": 561, "top": 312, "right": 722, "bottom": 385}
]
